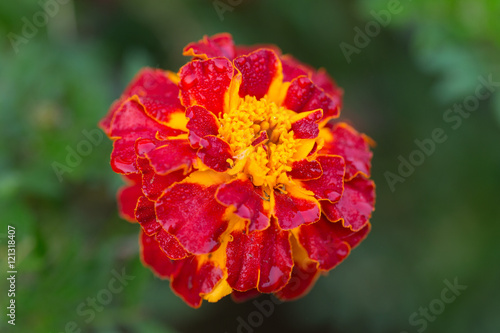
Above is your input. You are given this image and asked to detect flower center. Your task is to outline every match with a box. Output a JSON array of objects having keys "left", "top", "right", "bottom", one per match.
[{"left": 219, "top": 96, "right": 298, "bottom": 189}]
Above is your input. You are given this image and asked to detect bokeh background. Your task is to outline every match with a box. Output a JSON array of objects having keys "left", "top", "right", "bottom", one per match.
[{"left": 1, "top": 0, "right": 499, "bottom": 332}]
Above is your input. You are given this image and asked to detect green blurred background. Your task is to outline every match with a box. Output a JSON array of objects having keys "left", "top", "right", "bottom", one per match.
[{"left": 1, "top": 0, "right": 499, "bottom": 332}]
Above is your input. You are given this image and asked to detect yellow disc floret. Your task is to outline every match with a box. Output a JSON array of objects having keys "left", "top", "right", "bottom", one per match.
[{"left": 219, "top": 95, "right": 299, "bottom": 189}]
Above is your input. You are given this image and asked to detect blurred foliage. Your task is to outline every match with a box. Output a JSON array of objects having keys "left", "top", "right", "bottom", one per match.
[{"left": 1, "top": 0, "right": 499, "bottom": 332}]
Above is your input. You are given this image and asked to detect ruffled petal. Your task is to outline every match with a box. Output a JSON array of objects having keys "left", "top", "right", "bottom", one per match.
[
  {"left": 198, "top": 136, "right": 234, "bottom": 172},
  {"left": 234, "top": 49, "right": 282, "bottom": 100},
  {"left": 273, "top": 187, "right": 320, "bottom": 230},
  {"left": 100, "top": 68, "right": 184, "bottom": 134},
  {"left": 311, "top": 69, "right": 343, "bottom": 102},
  {"left": 127, "top": 69, "right": 185, "bottom": 126},
  {"left": 280, "top": 55, "right": 314, "bottom": 83},
  {"left": 186, "top": 105, "right": 220, "bottom": 148},
  {"left": 121, "top": 172, "right": 142, "bottom": 184},
  {"left": 275, "top": 261, "right": 319, "bottom": 301},
  {"left": 183, "top": 33, "right": 235, "bottom": 60},
  {"left": 321, "top": 175, "right": 375, "bottom": 231},
  {"left": 155, "top": 228, "right": 190, "bottom": 260},
  {"left": 100, "top": 98, "right": 123, "bottom": 136},
  {"left": 231, "top": 288, "right": 260, "bottom": 303},
  {"left": 170, "top": 256, "right": 224, "bottom": 308},
  {"left": 216, "top": 179, "right": 271, "bottom": 232},
  {"left": 109, "top": 98, "right": 184, "bottom": 174},
  {"left": 135, "top": 196, "right": 162, "bottom": 235},
  {"left": 145, "top": 139, "right": 197, "bottom": 175},
  {"left": 288, "top": 159, "right": 322, "bottom": 180},
  {"left": 111, "top": 138, "right": 139, "bottom": 174},
  {"left": 290, "top": 109, "right": 323, "bottom": 139},
  {"left": 140, "top": 230, "right": 180, "bottom": 279},
  {"left": 283, "top": 76, "right": 340, "bottom": 121},
  {"left": 297, "top": 217, "right": 370, "bottom": 270},
  {"left": 321, "top": 123, "right": 372, "bottom": 180},
  {"left": 155, "top": 177, "right": 229, "bottom": 254},
  {"left": 280, "top": 56, "right": 343, "bottom": 106},
  {"left": 117, "top": 182, "right": 142, "bottom": 222},
  {"left": 179, "top": 57, "right": 233, "bottom": 116},
  {"left": 136, "top": 156, "right": 188, "bottom": 201},
  {"left": 301, "top": 155, "right": 345, "bottom": 202},
  {"left": 226, "top": 219, "right": 293, "bottom": 293}
]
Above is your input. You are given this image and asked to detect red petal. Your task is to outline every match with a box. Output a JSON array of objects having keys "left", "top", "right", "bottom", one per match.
[
  {"left": 198, "top": 136, "right": 233, "bottom": 172},
  {"left": 186, "top": 105, "right": 220, "bottom": 148},
  {"left": 234, "top": 49, "right": 281, "bottom": 99},
  {"left": 100, "top": 68, "right": 184, "bottom": 134},
  {"left": 127, "top": 69, "right": 184, "bottom": 124},
  {"left": 321, "top": 123, "right": 372, "bottom": 180},
  {"left": 311, "top": 69, "right": 343, "bottom": 102},
  {"left": 109, "top": 98, "right": 182, "bottom": 139},
  {"left": 145, "top": 139, "right": 197, "bottom": 175},
  {"left": 280, "top": 55, "right": 343, "bottom": 107},
  {"left": 100, "top": 98, "right": 122, "bottom": 136},
  {"left": 216, "top": 179, "right": 270, "bottom": 232},
  {"left": 297, "top": 217, "right": 370, "bottom": 270},
  {"left": 156, "top": 182, "right": 228, "bottom": 254},
  {"left": 226, "top": 219, "right": 293, "bottom": 293},
  {"left": 122, "top": 172, "right": 142, "bottom": 184},
  {"left": 135, "top": 196, "right": 162, "bottom": 235},
  {"left": 171, "top": 256, "right": 224, "bottom": 308},
  {"left": 109, "top": 98, "right": 184, "bottom": 174},
  {"left": 111, "top": 138, "right": 138, "bottom": 174},
  {"left": 137, "top": 157, "right": 188, "bottom": 201},
  {"left": 140, "top": 230, "right": 180, "bottom": 279},
  {"left": 288, "top": 159, "right": 322, "bottom": 180},
  {"left": 321, "top": 175, "right": 375, "bottom": 231},
  {"left": 155, "top": 228, "right": 190, "bottom": 260},
  {"left": 283, "top": 76, "right": 340, "bottom": 121},
  {"left": 275, "top": 261, "right": 319, "bottom": 301},
  {"left": 179, "top": 57, "right": 233, "bottom": 116},
  {"left": 302, "top": 155, "right": 345, "bottom": 202},
  {"left": 251, "top": 131, "right": 268, "bottom": 146},
  {"left": 280, "top": 55, "right": 314, "bottom": 83},
  {"left": 231, "top": 289, "right": 261, "bottom": 303},
  {"left": 117, "top": 183, "right": 142, "bottom": 222},
  {"left": 273, "top": 189, "right": 320, "bottom": 230},
  {"left": 291, "top": 109, "right": 323, "bottom": 139},
  {"left": 183, "top": 33, "right": 235, "bottom": 60}
]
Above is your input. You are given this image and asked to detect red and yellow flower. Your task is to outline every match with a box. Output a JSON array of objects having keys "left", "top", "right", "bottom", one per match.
[{"left": 99, "top": 33, "right": 375, "bottom": 307}]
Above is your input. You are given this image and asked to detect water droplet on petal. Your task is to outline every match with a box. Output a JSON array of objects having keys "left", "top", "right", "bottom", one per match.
[
  {"left": 297, "top": 76, "right": 310, "bottom": 88},
  {"left": 213, "top": 58, "right": 229, "bottom": 72},
  {"left": 180, "top": 73, "right": 198, "bottom": 89},
  {"left": 235, "top": 57, "right": 246, "bottom": 67}
]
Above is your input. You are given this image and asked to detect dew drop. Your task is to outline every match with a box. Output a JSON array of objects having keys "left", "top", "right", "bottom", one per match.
[
  {"left": 235, "top": 57, "right": 246, "bottom": 67},
  {"left": 213, "top": 58, "right": 229, "bottom": 73},
  {"left": 297, "top": 76, "right": 310, "bottom": 88},
  {"left": 180, "top": 73, "right": 198, "bottom": 89}
]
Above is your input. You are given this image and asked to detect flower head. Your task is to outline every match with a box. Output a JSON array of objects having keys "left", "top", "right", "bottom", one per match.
[{"left": 100, "top": 33, "right": 375, "bottom": 307}]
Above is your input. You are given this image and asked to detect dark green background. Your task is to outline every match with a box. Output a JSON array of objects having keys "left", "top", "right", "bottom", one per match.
[{"left": 1, "top": 0, "right": 499, "bottom": 332}]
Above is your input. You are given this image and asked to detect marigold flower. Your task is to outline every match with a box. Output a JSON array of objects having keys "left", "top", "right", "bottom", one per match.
[{"left": 99, "top": 33, "right": 375, "bottom": 307}]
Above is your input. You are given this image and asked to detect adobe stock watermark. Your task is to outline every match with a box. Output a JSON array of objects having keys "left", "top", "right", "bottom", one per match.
[
  {"left": 401, "top": 277, "right": 467, "bottom": 333},
  {"left": 7, "top": 0, "right": 71, "bottom": 54},
  {"left": 52, "top": 128, "right": 103, "bottom": 182},
  {"left": 58, "top": 268, "right": 135, "bottom": 333},
  {"left": 213, "top": 0, "right": 244, "bottom": 21},
  {"left": 339, "top": 0, "right": 412, "bottom": 64},
  {"left": 385, "top": 74, "right": 500, "bottom": 192}
]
